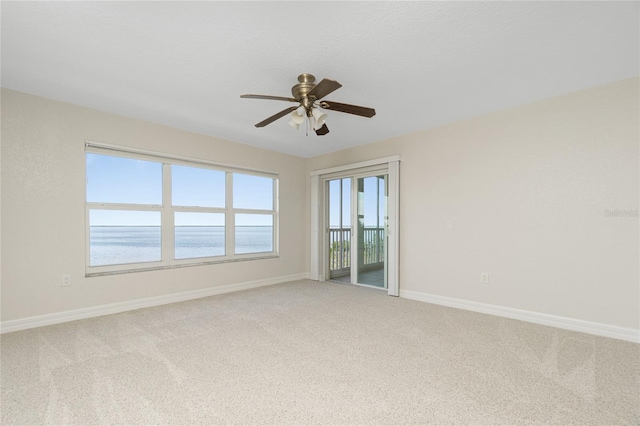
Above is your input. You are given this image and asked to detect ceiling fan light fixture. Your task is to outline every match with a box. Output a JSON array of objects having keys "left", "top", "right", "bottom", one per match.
[
  {"left": 312, "top": 107, "right": 327, "bottom": 127},
  {"left": 289, "top": 110, "right": 305, "bottom": 125},
  {"left": 288, "top": 117, "right": 301, "bottom": 129}
]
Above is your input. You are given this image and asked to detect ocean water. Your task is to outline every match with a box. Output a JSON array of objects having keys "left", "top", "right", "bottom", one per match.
[{"left": 90, "top": 226, "right": 273, "bottom": 267}]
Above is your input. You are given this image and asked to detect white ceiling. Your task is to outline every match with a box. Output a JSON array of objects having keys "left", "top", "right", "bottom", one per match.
[{"left": 2, "top": 2, "right": 638, "bottom": 158}]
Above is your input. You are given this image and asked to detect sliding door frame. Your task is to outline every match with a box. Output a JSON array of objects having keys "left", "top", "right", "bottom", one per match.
[{"left": 310, "top": 156, "right": 400, "bottom": 296}]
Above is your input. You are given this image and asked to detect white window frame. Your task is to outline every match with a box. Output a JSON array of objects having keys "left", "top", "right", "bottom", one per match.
[{"left": 85, "top": 141, "right": 279, "bottom": 276}]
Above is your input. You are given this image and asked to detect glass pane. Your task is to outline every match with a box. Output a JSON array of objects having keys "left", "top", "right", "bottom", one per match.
[
  {"left": 87, "top": 153, "right": 162, "bottom": 204},
  {"left": 235, "top": 214, "right": 273, "bottom": 254},
  {"left": 175, "top": 212, "right": 225, "bottom": 259},
  {"left": 328, "top": 178, "right": 351, "bottom": 279},
  {"left": 356, "top": 176, "right": 387, "bottom": 288},
  {"left": 172, "top": 165, "right": 225, "bottom": 208},
  {"left": 233, "top": 174, "right": 274, "bottom": 210},
  {"left": 329, "top": 179, "right": 341, "bottom": 228},
  {"left": 89, "top": 210, "right": 161, "bottom": 266}
]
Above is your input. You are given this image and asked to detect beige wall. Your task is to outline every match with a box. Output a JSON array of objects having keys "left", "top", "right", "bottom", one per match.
[
  {"left": 308, "top": 78, "right": 639, "bottom": 329},
  {"left": 1, "top": 89, "right": 309, "bottom": 321},
  {"left": 2, "top": 78, "right": 638, "bottom": 331}
]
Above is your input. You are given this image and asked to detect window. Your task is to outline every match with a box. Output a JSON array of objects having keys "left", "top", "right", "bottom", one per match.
[
  {"left": 86, "top": 153, "right": 162, "bottom": 205},
  {"left": 233, "top": 173, "right": 275, "bottom": 255},
  {"left": 86, "top": 145, "right": 278, "bottom": 274},
  {"left": 235, "top": 214, "right": 273, "bottom": 254},
  {"left": 172, "top": 165, "right": 225, "bottom": 208},
  {"left": 174, "top": 212, "right": 225, "bottom": 259},
  {"left": 233, "top": 173, "right": 273, "bottom": 210},
  {"left": 89, "top": 210, "right": 161, "bottom": 266}
]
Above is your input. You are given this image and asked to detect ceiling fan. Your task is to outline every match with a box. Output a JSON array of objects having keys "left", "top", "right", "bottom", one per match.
[{"left": 240, "top": 74, "right": 376, "bottom": 136}]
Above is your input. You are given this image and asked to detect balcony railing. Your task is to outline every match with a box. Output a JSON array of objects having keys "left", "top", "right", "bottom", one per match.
[{"left": 329, "top": 227, "right": 384, "bottom": 272}]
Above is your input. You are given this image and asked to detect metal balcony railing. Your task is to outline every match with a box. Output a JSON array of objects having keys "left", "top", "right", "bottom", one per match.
[{"left": 329, "top": 227, "right": 384, "bottom": 272}]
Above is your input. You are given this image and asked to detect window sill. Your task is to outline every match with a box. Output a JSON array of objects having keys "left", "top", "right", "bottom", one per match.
[{"left": 85, "top": 254, "right": 279, "bottom": 277}]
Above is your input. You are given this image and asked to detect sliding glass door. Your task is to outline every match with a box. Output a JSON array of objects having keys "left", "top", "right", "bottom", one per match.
[{"left": 327, "top": 173, "right": 388, "bottom": 289}]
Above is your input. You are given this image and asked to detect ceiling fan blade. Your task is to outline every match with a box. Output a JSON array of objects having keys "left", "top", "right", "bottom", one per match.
[
  {"left": 255, "top": 106, "right": 297, "bottom": 127},
  {"left": 307, "top": 79, "right": 342, "bottom": 101},
  {"left": 315, "top": 123, "right": 330, "bottom": 136},
  {"left": 321, "top": 101, "right": 376, "bottom": 118},
  {"left": 241, "top": 94, "right": 297, "bottom": 102}
]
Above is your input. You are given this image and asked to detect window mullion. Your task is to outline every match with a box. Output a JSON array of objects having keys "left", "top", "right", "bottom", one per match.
[
  {"left": 232, "top": 208, "right": 275, "bottom": 215},
  {"left": 172, "top": 206, "right": 227, "bottom": 214},
  {"left": 226, "top": 172, "right": 234, "bottom": 257},
  {"left": 162, "top": 163, "right": 173, "bottom": 264},
  {"left": 85, "top": 205, "right": 91, "bottom": 270},
  {"left": 86, "top": 203, "right": 162, "bottom": 211},
  {"left": 273, "top": 178, "right": 279, "bottom": 255}
]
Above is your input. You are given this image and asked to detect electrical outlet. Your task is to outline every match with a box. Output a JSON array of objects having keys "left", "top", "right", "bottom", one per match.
[
  {"left": 62, "top": 274, "right": 72, "bottom": 287},
  {"left": 480, "top": 272, "right": 489, "bottom": 284}
]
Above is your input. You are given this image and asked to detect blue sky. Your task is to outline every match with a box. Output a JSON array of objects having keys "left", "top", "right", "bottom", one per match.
[
  {"left": 87, "top": 153, "right": 384, "bottom": 228},
  {"left": 87, "top": 153, "right": 274, "bottom": 226}
]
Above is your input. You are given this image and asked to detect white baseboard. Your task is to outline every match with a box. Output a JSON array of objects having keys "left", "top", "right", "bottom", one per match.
[
  {"left": 400, "top": 290, "right": 640, "bottom": 344},
  {"left": 1, "top": 273, "right": 310, "bottom": 334}
]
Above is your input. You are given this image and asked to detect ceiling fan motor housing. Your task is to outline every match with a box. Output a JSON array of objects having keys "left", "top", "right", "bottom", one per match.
[{"left": 292, "top": 73, "right": 317, "bottom": 110}]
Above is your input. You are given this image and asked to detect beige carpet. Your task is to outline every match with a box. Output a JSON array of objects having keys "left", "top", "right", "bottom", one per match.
[{"left": 1, "top": 280, "right": 638, "bottom": 425}]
